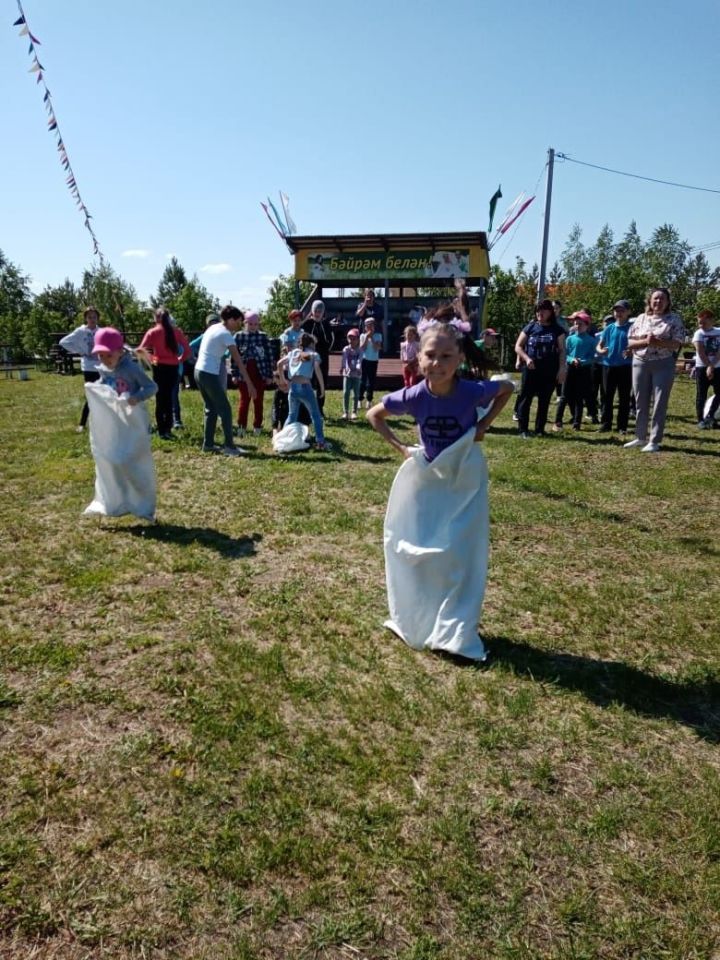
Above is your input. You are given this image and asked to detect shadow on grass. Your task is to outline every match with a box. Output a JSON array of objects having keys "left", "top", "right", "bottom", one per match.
[
  {"left": 487, "top": 635, "right": 720, "bottom": 742},
  {"left": 496, "top": 478, "right": 652, "bottom": 531},
  {"left": 659, "top": 444, "right": 720, "bottom": 458},
  {"left": 123, "top": 524, "right": 261, "bottom": 558}
]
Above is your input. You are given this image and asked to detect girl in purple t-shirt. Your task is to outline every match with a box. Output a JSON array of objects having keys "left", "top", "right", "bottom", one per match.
[
  {"left": 368, "top": 322, "right": 513, "bottom": 461},
  {"left": 367, "top": 320, "right": 514, "bottom": 661}
]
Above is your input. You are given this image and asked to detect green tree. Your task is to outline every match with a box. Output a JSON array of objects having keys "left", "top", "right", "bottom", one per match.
[
  {"left": 79, "top": 262, "right": 147, "bottom": 332},
  {"left": 486, "top": 265, "right": 535, "bottom": 366},
  {"left": 23, "top": 279, "right": 81, "bottom": 356},
  {"left": 151, "top": 257, "right": 188, "bottom": 310},
  {"left": 169, "top": 277, "right": 219, "bottom": 337},
  {"left": 262, "top": 274, "right": 313, "bottom": 337},
  {"left": 0, "top": 250, "right": 33, "bottom": 359}
]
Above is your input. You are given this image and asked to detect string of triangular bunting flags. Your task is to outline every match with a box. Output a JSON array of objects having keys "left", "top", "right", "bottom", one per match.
[{"left": 13, "top": 1, "right": 105, "bottom": 263}]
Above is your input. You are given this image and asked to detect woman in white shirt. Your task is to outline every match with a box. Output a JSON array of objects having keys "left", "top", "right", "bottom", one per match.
[
  {"left": 624, "top": 288, "right": 685, "bottom": 453},
  {"left": 195, "top": 305, "right": 256, "bottom": 455}
]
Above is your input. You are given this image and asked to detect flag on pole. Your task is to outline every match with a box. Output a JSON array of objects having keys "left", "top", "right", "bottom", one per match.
[
  {"left": 488, "top": 185, "right": 502, "bottom": 233},
  {"left": 267, "top": 196, "right": 287, "bottom": 236},
  {"left": 497, "top": 196, "right": 535, "bottom": 235},
  {"left": 279, "top": 191, "right": 297, "bottom": 235},
  {"left": 260, "top": 202, "right": 287, "bottom": 242}
]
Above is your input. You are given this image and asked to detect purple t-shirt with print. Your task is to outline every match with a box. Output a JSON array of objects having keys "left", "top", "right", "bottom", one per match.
[{"left": 382, "top": 378, "right": 502, "bottom": 462}]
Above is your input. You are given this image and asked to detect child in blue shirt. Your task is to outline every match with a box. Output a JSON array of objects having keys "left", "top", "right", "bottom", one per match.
[{"left": 554, "top": 314, "right": 597, "bottom": 430}]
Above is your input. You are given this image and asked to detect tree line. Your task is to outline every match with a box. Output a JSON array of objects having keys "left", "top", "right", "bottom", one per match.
[
  {"left": 486, "top": 221, "right": 720, "bottom": 342},
  {"left": 2, "top": 221, "right": 719, "bottom": 360}
]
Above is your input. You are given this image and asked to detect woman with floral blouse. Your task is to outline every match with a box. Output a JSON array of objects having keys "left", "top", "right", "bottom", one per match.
[{"left": 624, "top": 288, "right": 685, "bottom": 453}]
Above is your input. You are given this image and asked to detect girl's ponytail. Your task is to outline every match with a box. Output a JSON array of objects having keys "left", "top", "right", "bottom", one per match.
[{"left": 155, "top": 308, "right": 177, "bottom": 353}]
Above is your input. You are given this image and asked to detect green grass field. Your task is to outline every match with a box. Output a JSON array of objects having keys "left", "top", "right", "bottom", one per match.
[{"left": 1, "top": 372, "right": 719, "bottom": 960}]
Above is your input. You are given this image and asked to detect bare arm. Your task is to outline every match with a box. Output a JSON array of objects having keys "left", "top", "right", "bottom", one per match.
[
  {"left": 229, "top": 344, "right": 257, "bottom": 399},
  {"left": 556, "top": 333, "right": 567, "bottom": 384},
  {"left": 515, "top": 331, "right": 533, "bottom": 368},
  {"left": 276, "top": 356, "right": 289, "bottom": 388},
  {"left": 475, "top": 381, "right": 514, "bottom": 440},
  {"left": 367, "top": 402, "right": 411, "bottom": 459}
]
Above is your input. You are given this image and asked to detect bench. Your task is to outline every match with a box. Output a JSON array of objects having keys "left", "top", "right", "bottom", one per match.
[{"left": 1, "top": 364, "right": 29, "bottom": 380}]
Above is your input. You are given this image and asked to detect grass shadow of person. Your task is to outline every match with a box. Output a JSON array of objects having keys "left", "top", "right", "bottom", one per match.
[
  {"left": 485, "top": 635, "right": 720, "bottom": 743},
  {"left": 123, "top": 524, "right": 261, "bottom": 559}
]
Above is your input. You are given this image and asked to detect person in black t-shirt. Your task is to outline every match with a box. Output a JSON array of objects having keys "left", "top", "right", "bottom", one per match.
[{"left": 514, "top": 299, "right": 567, "bottom": 437}]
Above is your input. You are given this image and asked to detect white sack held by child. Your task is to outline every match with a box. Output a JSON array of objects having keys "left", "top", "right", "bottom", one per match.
[
  {"left": 84, "top": 382, "right": 156, "bottom": 520},
  {"left": 383, "top": 428, "right": 489, "bottom": 660}
]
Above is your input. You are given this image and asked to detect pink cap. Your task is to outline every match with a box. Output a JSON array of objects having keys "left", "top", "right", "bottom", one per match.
[
  {"left": 91, "top": 327, "right": 124, "bottom": 353},
  {"left": 347, "top": 328, "right": 360, "bottom": 338}
]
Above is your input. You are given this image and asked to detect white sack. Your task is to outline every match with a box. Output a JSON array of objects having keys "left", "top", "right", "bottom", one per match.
[
  {"left": 384, "top": 428, "right": 489, "bottom": 660},
  {"left": 84, "top": 382, "right": 156, "bottom": 520},
  {"left": 704, "top": 395, "right": 720, "bottom": 421},
  {"left": 272, "top": 421, "right": 310, "bottom": 454}
]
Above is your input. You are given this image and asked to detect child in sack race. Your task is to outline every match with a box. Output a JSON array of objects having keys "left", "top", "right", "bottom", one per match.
[
  {"left": 83, "top": 327, "right": 159, "bottom": 522},
  {"left": 367, "top": 310, "right": 513, "bottom": 661}
]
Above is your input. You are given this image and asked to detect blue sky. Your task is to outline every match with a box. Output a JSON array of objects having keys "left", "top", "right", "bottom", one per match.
[{"left": 3, "top": 0, "right": 720, "bottom": 309}]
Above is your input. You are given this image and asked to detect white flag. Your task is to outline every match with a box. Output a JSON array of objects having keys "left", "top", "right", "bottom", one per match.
[{"left": 279, "top": 191, "right": 297, "bottom": 236}]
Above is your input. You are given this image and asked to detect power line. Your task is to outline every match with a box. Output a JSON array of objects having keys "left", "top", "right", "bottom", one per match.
[
  {"left": 556, "top": 153, "right": 720, "bottom": 196},
  {"left": 691, "top": 240, "right": 720, "bottom": 253}
]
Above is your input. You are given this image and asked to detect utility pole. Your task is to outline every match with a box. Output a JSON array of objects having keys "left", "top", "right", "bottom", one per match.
[{"left": 537, "top": 147, "right": 555, "bottom": 300}]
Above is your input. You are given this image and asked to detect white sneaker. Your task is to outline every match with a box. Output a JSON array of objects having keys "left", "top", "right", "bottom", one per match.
[
  {"left": 76, "top": 425, "right": 85, "bottom": 433},
  {"left": 253, "top": 427, "right": 262, "bottom": 436},
  {"left": 623, "top": 438, "right": 643, "bottom": 448},
  {"left": 235, "top": 426, "right": 246, "bottom": 438},
  {"left": 350, "top": 412, "right": 358, "bottom": 420},
  {"left": 641, "top": 442, "right": 660, "bottom": 453}
]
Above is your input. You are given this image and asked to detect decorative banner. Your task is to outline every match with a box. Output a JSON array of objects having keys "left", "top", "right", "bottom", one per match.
[
  {"left": 260, "top": 189, "right": 299, "bottom": 245},
  {"left": 497, "top": 196, "right": 535, "bottom": 235},
  {"left": 296, "top": 247, "right": 491, "bottom": 282},
  {"left": 260, "top": 201, "right": 287, "bottom": 243},
  {"left": 488, "top": 192, "right": 536, "bottom": 249},
  {"left": 279, "top": 191, "right": 297, "bottom": 236},
  {"left": 13, "top": 1, "right": 104, "bottom": 263},
  {"left": 266, "top": 196, "right": 287, "bottom": 236}
]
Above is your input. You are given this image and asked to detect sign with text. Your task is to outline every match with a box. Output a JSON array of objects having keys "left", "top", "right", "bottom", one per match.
[{"left": 296, "top": 245, "right": 489, "bottom": 282}]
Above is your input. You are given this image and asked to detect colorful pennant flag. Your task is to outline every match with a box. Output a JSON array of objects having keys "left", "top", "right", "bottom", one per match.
[
  {"left": 497, "top": 196, "right": 535, "bottom": 235},
  {"left": 13, "top": 0, "right": 104, "bottom": 264},
  {"left": 260, "top": 202, "right": 287, "bottom": 243},
  {"left": 266, "top": 196, "right": 287, "bottom": 235},
  {"left": 279, "top": 191, "right": 297, "bottom": 236}
]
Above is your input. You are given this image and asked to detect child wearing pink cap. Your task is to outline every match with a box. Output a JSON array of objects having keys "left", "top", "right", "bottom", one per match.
[
  {"left": 91, "top": 328, "right": 157, "bottom": 405},
  {"left": 83, "top": 327, "right": 158, "bottom": 521}
]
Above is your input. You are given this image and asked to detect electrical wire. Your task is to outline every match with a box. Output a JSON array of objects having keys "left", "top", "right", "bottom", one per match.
[
  {"left": 691, "top": 240, "right": 720, "bottom": 253},
  {"left": 556, "top": 153, "right": 720, "bottom": 196}
]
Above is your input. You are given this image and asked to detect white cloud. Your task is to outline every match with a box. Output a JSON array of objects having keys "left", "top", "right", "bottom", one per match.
[
  {"left": 121, "top": 248, "right": 151, "bottom": 258},
  {"left": 259, "top": 274, "right": 277, "bottom": 282},
  {"left": 200, "top": 263, "right": 233, "bottom": 275}
]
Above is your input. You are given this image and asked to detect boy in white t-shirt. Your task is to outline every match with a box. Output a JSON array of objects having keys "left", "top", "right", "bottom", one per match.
[{"left": 692, "top": 309, "right": 720, "bottom": 427}]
